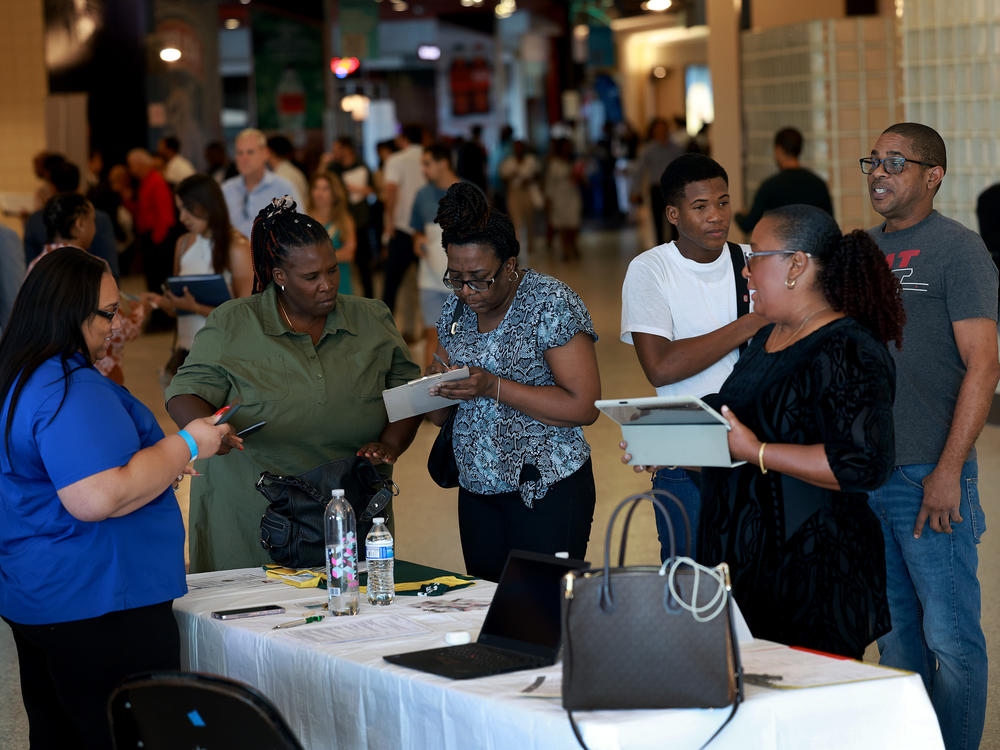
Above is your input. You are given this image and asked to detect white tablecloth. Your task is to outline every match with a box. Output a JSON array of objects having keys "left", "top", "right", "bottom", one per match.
[{"left": 174, "top": 568, "right": 944, "bottom": 750}]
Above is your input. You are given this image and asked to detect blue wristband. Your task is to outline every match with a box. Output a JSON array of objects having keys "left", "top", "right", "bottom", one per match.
[{"left": 177, "top": 429, "right": 198, "bottom": 461}]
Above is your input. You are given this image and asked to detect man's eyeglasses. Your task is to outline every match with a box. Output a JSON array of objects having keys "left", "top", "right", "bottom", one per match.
[
  {"left": 743, "top": 250, "right": 813, "bottom": 271},
  {"left": 93, "top": 304, "right": 120, "bottom": 322},
  {"left": 859, "top": 157, "right": 935, "bottom": 175},
  {"left": 442, "top": 264, "right": 504, "bottom": 292}
]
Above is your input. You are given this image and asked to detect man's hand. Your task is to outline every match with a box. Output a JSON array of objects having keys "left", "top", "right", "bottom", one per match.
[{"left": 915, "top": 466, "right": 963, "bottom": 538}]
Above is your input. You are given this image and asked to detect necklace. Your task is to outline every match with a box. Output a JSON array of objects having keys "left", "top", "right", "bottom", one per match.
[
  {"left": 276, "top": 296, "right": 297, "bottom": 332},
  {"left": 770, "top": 305, "right": 830, "bottom": 351}
]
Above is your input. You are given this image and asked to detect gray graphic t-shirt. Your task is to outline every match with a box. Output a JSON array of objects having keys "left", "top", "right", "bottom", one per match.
[{"left": 868, "top": 210, "right": 998, "bottom": 464}]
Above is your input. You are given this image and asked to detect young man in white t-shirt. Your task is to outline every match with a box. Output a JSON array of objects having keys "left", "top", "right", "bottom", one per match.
[{"left": 621, "top": 153, "right": 765, "bottom": 560}]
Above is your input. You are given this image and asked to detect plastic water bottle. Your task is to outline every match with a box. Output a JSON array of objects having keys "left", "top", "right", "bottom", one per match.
[
  {"left": 365, "top": 517, "right": 395, "bottom": 606},
  {"left": 325, "top": 489, "right": 359, "bottom": 616}
]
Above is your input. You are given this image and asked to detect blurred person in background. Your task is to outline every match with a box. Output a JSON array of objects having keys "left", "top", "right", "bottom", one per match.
[
  {"left": 499, "top": 140, "right": 541, "bottom": 262},
  {"left": 157, "top": 135, "right": 196, "bottom": 188},
  {"left": 24, "top": 159, "right": 119, "bottom": 278},
  {"left": 323, "top": 136, "right": 377, "bottom": 298},
  {"left": 306, "top": 171, "right": 356, "bottom": 295},
  {"left": 126, "top": 148, "right": 176, "bottom": 298},
  {"left": 631, "top": 117, "right": 685, "bottom": 245},
  {"left": 544, "top": 138, "right": 583, "bottom": 261},
  {"left": 155, "top": 174, "right": 253, "bottom": 379},
  {"left": 267, "top": 134, "right": 309, "bottom": 207},
  {"left": 222, "top": 129, "right": 302, "bottom": 240},
  {"left": 0, "top": 226, "right": 23, "bottom": 334}
]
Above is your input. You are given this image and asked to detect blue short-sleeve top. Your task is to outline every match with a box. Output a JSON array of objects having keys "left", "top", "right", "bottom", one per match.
[{"left": 0, "top": 354, "right": 186, "bottom": 625}]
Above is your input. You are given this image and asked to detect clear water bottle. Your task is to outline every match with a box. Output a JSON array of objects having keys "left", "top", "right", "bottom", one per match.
[
  {"left": 325, "top": 489, "right": 359, "bottom": 616},
  {"left": 365, "top": 517, "right": 395, "bottom": 606}
]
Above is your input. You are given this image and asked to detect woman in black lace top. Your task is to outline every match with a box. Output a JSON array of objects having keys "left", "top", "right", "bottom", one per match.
[{"left": 698, "top": 204, "right": 905, "bottom": 659}]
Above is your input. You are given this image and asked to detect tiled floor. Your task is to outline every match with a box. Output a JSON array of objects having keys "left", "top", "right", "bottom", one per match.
[{"left": 1, "top": 224, "right": 997, "bottom": 748}]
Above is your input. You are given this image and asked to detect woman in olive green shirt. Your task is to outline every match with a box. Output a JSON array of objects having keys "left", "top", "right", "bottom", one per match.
[{"left": 166, "top": 197, "right": 421, "bottom": 572}]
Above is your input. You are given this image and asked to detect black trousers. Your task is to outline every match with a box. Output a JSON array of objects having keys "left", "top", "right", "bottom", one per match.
[
  {"left": 458, "top": 458, "right": 596, "bottom": 582},
  {"left": 4, "top": 601, "right": 180, "bottom": 750},
  {"left": 381, "top": 229, "right": 416, "bottom": 313}
]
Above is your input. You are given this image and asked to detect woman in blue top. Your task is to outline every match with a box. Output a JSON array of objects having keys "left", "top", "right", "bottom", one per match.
[
  {"left": 426, "top": 183, "right": 601, "bottom": 581},
  {"left": 0, "top": 248, "right": 232, "bottom": 749}
]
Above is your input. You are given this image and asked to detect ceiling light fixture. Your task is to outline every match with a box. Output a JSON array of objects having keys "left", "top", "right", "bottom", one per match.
[
  {"left": 159, "top": 47, "right": 182, "bottom": 62},
  {"left": 642, "top": 0, "right": 672, "bottom": 11}
]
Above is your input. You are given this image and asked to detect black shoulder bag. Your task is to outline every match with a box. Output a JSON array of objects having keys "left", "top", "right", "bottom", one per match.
[
  {"left": 727, "top": 241, "right": 751, "bottom": 353},
  {"left": 257, "top": 456, "right": 397, "bottom": 567},
  {"left": 426, "top": 300, "right": 465, "bottom": 488}
]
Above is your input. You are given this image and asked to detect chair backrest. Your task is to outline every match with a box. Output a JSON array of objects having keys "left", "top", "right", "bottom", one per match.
[{"left": 108, "top": 671, "right": 304, "bottom": 750}]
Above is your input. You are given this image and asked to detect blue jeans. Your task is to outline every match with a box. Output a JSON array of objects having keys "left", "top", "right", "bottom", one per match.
[
  {"left": 651, "top": 467, "right": 700, "bottom": 562},
  {"left": 867, "top": 461, "right": 987, "bottom": 750}
]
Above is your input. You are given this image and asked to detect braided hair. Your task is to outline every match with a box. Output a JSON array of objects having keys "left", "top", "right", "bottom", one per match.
[
  {"left": 249, "top": 196, "right": 331, "bottom": 293},
  {"left": 765, "top": 204, "right": 906, "bottom": 348},
  {"left": 434, "top": 182, "right": 519, "bottom": 262}
]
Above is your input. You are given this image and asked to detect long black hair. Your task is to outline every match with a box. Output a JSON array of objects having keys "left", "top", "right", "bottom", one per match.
[
  {"left": 176, "top": 174, "right": 233, "bottom": 275},
  {"left": 434, "top": 182, "right": 519, "bottom": 262},
  {"left": 765, "top": 204, "right": 905, "bottom": 348},
  {"left": 249, "top": 196, "right": 331, "bottom": 293},
  {"left": 0, "top": 247, "right": 108, "bottom": 457}
]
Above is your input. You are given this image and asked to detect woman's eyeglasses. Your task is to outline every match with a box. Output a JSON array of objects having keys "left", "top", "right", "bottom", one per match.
[
  {"left": 442, "top": 264, "right": 504, "bottom": 292},
  {"left": 93, "top": 304, "right": 120, "bottom": 321},
  {"left": 743, "top": 250, "right": 813, "bottom": 271},
  {"left": 859, "top": 156, "right": 935, "bottom": 175}
]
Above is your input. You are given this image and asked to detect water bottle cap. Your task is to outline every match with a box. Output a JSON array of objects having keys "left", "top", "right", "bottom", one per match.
[
  {"left": 372, "top": 517, "right": 384, "bottom": 524},
  {"left": 331, "top": 489, "right": 345, "bottom": 498}
]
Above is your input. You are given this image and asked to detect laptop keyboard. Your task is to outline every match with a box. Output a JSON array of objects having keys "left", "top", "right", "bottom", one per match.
[{"left": 432, "top": 643, "right": 546, "bottom": 671}]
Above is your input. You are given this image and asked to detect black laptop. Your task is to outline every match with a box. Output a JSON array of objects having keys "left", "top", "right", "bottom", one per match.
[{"left": 383, "top": 550, "right": 586, "bottom": 679}]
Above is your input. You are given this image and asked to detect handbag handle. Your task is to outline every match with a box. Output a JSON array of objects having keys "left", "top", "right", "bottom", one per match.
[
  {"left": 614, "top": 489, "right": 692, "bottom": 567},
  {"left": 600, "top": 491, "right": 691, "bottom": 611}
]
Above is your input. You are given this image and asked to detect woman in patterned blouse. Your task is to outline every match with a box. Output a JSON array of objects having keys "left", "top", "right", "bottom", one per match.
[{"left": 426, "top": 182, "right": 601, "bottom": 582}]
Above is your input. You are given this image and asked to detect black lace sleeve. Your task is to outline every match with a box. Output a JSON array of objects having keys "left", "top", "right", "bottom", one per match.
[{"left": 814, "top": 326, "right": 896, "bottom": 492}]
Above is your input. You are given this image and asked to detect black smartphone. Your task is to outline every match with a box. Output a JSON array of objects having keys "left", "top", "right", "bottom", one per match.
[
  {"left": 210, "top": 604, "right": 285, "bottom": 620},
  {"left": 215, "top": 402, "right": 242, "bottom": 425},
  {"left": 236, "top": 420, "right": 266, "bottom": 437}
]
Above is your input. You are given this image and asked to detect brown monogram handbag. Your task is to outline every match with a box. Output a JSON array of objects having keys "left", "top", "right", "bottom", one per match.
[{"left": 560, "top": 490, "right": 743, "bottom": 748}]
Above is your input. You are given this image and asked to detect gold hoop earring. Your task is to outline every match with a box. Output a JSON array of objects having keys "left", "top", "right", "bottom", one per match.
[
  {"left": 785, "top": 278, "right": 796, "bottom": 289},
  {"left": 509, "top": 270, "right": 519, "bottom": 282}
]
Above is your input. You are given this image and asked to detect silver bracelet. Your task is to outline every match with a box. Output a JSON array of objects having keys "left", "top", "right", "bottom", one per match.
[{"left": 496, "top": 376, "right": 501, "bottom": 404}]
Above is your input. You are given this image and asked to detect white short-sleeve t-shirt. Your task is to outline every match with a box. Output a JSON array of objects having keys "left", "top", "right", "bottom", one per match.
[{"left": 620, "top": 241, "right": 750, "bottom": 398}]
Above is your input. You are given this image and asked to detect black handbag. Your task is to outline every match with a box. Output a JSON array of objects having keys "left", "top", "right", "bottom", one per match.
[
  {"left": 257, "top": 456, "right": 397, "bottom": 567},
  {"left": 427, "top": 408, "right": 459, "bottom": 488},
  {"left": 561, "top": 490, "right": 743, "bottom": 749},
  {"left": 426, "top": 299, "right": 465, "bottom": 489}
]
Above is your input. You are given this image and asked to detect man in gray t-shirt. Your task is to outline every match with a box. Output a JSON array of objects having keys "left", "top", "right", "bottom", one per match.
[{"left": 864, "top": 123, "right": 998, "bottom": 750}]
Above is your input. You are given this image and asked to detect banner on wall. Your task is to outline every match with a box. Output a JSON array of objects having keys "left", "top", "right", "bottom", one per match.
[
  {"left": 338, "top": 0, "right": 379, "bottom": 59},
  {"left": 449, "top": 54, "right": 491, "bottom": 116},
  {"left": 251, "top": 9, "right": 325, "bottom": 143}
]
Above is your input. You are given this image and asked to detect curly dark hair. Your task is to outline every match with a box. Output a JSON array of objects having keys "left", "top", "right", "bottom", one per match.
[
  {"left": 434, "top": 182, "right": 519, "bottom": 262},
  {"left": 249, "top": 196, "right": 331, "bottom": 293},
  {"left": 766, "top": 204, "right": 905, "bottom": 348}
]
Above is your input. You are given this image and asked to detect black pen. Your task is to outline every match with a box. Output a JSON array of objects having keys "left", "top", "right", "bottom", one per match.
[{"left": 432, "top": 352, "right": 450, "bottom": 370}]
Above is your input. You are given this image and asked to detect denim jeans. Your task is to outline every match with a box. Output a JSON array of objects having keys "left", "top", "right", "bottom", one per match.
[
  {"left": 867, "top": 461, "right": 987, "bottom": 750},
  {"left": 651, "top": 467, "right": 701, "bottom": 562}
]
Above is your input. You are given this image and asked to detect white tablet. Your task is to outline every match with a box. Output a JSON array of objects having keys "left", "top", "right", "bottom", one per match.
[
  {"left": 596, "top": 395, "right": 745, "bottom": 468},
  {"left": 382, "top": 367, "right": 471, "bottom": 422}
]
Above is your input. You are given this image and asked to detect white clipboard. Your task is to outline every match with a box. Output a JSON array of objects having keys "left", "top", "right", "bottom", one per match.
[{"left": 382, "top": 367, "right": 470, "bottom": 422}]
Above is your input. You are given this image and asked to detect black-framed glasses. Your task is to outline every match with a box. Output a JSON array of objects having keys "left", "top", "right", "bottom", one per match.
[
  {"left": 93, "top": 304, "right": 120, "bottom": 321},
  {"left": 442, "top": 264, "right": 504, "bottom": 292},
  {"left": 743, "top": 250, "right": 813, "bottom": 271},
  {"left": 859, "top": 156, "right": 935, "bottom": 175}
]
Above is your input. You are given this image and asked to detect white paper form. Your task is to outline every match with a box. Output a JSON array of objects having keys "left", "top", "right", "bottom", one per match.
[
  {"left": 275, "top": 613, "right": 430, "bottom": 646},
  {"left": 741, "top": 641, "right": 910, "bottom": 689}
]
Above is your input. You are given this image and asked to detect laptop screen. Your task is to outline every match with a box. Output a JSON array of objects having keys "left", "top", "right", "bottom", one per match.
[{"left": 476, "top": 550, "right": 586, "bottom": 658}]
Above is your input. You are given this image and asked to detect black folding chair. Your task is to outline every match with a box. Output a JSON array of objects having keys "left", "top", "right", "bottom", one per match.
[{"left": 108, "top": 671, "right": 304, "bottom": 750}]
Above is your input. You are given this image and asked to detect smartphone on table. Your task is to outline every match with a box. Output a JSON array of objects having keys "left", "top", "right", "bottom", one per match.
[{"left": 211, "top": 604, "right": 285, "bottom": 620}]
